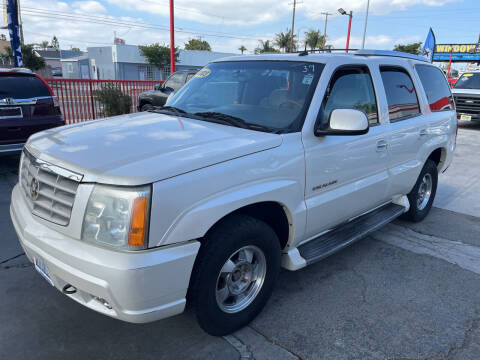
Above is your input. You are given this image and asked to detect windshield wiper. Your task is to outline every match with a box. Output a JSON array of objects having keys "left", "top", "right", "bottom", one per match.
[
  {"left": 194, "top": 112, "right": 273, "bottom": 132},
  {"left": 151, "top": 106, "right": 188, "bottom": 116}
]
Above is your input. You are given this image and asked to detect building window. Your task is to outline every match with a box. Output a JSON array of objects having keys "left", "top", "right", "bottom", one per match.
[{"left": 67, "top": 63, "right": 73, "bottom": 73}]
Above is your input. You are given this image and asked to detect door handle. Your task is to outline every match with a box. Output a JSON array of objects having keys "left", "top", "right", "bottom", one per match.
[
  {"left": 419, "top": 129, "right": 428, "bottom": 136},
  {"left": 376, "top": 140, "right": 388, "bottom": 151}
]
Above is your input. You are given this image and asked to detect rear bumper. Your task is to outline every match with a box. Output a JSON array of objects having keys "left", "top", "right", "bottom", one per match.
[
  {"left": 10, "top": 184, "right": 200, "bottom": 323},
  {"left": 0, "top": 143, "right": 24, "bottom": 154}
]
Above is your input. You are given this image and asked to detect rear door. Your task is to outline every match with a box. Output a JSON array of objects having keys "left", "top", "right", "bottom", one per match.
[
  {"left": 0, "top": 73, "right": 57, "bottom": 145},
  {"left": 379, "top": 66, "right": 426, "bottom": 196}
]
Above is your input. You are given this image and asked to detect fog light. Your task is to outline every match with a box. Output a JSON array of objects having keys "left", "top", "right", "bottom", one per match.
[{"left": 96, "top": 297, "right": 112, "bottom": 309}]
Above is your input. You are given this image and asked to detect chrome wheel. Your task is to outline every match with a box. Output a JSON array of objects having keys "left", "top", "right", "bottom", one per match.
[
  {"left": 417, "top": 173, "right": 433, "bottom": 210},
  {"left": 216, "top": 245, "right": 267, "bottom": 314}
]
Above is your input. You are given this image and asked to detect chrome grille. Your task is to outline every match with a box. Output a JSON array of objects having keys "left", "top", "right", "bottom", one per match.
[
  {"left": 453, "top": 95, "right": 480, "bottom": 115},
  {"left": 20, "top": 150, "right": 82, "bottom": 226}
]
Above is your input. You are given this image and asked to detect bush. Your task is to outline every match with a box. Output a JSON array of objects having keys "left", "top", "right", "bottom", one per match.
[{"left": 93, "top": 83, "right": 132, "bottom": 117}]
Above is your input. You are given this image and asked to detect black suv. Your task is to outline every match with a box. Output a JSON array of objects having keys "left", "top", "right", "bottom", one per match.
[
  {"left": 0, "top": 68, "right": 64, "bottom": 154},
  {"left": 138, "top": 70, "right": 197, "bottom": 111}
]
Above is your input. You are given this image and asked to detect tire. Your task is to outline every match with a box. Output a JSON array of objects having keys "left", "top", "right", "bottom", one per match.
[
  {"left": 402, "top": 159, "right": 438, "bottom": 222},
  {"left": 140, "top": 103, "right": 154, "bottom": 112},
  {"left": 189, "top": 214, "right": 281, "bottom": 336}
]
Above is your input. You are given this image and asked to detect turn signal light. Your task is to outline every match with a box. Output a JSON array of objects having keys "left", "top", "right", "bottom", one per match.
[{"left": 128, "top": 197, "right": 148, "bottom": 248}]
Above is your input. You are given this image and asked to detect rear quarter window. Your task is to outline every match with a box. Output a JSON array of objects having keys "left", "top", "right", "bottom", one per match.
[
  {"left": 380, "top": 66, "right": 421, "bottom": 122},
  {"left": 0, "top": 75, "right": 51, "bottom": 99},
  {"left": 415, "top": 65, "right": 454, "bottom": 111}
]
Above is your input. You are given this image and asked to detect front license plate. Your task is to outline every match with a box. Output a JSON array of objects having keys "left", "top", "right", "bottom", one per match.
[
  {"left": 460, "top": 114, "right": 472, "bottom": 121},
  {"left": 34, "top": 257, "right": 54, "bottom": 286}
]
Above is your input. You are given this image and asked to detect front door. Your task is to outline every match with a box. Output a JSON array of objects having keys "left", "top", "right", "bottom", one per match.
[{"left": 303, "top": 65, "right": 390, "bottom": 239}]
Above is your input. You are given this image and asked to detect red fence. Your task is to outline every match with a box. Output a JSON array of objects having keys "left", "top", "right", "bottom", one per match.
[{"left": 45, "top": 79, "right": 164, "bottom": 124}]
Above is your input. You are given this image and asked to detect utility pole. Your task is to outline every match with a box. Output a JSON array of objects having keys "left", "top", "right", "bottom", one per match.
[
  {"left": 169, "top": 0, "right": 175, "bottom": 73},
  {"left": 361, "top": 0, "right": 370, "bottom": 49},
  {"left": 321, "top": 12, "right": 332, "bottom": 49},
  {"left": 289, "top": 0, "right": 297, "bottom": 53}
]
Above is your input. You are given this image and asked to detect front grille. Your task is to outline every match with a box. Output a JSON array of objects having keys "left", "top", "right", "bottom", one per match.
[
  {"left": 454, "top": 95, "right": 480, "bottom": 115},
  {"left": 20, "top": 150, "right": 81, "bottom": 226}
]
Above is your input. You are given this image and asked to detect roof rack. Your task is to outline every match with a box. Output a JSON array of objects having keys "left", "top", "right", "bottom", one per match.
[{"left": 355, "top": 49, "right": 429, "bottom": 62}]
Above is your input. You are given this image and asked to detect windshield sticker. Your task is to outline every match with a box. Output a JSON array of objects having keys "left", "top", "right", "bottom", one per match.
[
  {"left": 302, "top": 74, "right": 313, "bottom": 85},
  {"left": 195, "top": 68, "right": 211, "bottom": 78},
  {"left": 463, "top": 73, "right": 473, "bottom": 77}
]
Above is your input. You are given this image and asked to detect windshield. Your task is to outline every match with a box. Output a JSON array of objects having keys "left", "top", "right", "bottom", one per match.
[
  {"left": 166, "top": 61, "right": 324, "bottom": 132},
  {"left": 454, "top": 73, "right": 480, "bottom": 89}
]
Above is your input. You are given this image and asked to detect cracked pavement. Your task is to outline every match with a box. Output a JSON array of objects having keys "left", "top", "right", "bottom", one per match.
[{"left": 1, "top": 123, "right": 480, "bottom": 359}]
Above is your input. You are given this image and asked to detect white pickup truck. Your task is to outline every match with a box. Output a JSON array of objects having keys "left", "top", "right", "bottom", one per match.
[{"left": 10, "top": 50, "right": 457, "bottom": 336}]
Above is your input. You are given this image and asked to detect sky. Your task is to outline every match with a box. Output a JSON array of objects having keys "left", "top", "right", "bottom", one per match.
[{"left": 1, "top": 0, "right": 480, "bottom": 55}]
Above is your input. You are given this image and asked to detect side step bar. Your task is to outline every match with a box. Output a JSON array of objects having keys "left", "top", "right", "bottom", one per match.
[{"left": 298, "top": 203, "right": 405, "bottom": 265}]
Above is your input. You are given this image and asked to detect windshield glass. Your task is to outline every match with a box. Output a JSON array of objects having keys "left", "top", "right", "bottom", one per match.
[
  {"left": 454, "top": 73, "right": 480, "bottom": 89},
  {"left": 166, "top": 61, "right": 324, "bottom": 132}
]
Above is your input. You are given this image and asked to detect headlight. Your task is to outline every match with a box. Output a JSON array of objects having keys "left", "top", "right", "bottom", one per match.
[{"left": 82, "top": 185, "right": 151, "bottom": 250}]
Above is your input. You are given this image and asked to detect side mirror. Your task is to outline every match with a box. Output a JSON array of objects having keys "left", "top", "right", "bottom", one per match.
[
  {"left": 154, "top": 84, "right": 163, "bottom": 91},
  {"left": 163, "top": 86, "right": 175, "bottom": 94},
  {"left": 315, "top": 109, "right": 369, "bottom": 136}
]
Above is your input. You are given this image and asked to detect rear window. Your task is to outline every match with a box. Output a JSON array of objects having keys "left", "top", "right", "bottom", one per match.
[
  {"left": 415, "top": 65, "right": 454, "bottom": 111},
  {"left": 0, "top": 75, "right": 51, "bottom": 99},
  {"left": 380, "top": 66, "right": 421, "bottom": 122}
]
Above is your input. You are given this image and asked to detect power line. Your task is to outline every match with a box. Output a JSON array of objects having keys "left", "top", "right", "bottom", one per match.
[{"left": 3, "top": 5, "right": 264, "bottom": 41}]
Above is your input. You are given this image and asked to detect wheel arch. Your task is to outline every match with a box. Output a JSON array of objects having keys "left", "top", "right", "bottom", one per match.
[
  {"left": 203, "top": 201, "right": 292, "bottom": 250},
  {"left": 427, "top": 147, "right": 447, "bottom": 171}
]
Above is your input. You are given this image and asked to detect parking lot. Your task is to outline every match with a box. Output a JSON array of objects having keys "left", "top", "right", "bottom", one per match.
[{"left": 1, "top": 122, "right": 480, "bottom": 360}]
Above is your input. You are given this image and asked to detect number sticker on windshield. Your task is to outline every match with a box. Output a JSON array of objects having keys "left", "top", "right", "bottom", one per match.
[{"left": 195, "top": 68, "right": 211, "bottom": 78}]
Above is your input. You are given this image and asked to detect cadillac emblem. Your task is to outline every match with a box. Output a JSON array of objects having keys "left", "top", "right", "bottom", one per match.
[{"left": 30, "top": 178, "right": 39, "bottom": 200}]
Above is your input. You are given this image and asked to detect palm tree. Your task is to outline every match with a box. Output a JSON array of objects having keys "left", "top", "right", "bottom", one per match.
[
  {"left": 238, "top": 45, "right": 247, "bottom": 54},
  {"left": 274, "top": 29, "right": 296, "bottom": 53},
  {"left": 304, "top": 29, "right": 324, "bottom": 51},
  {"left": 254, "top": 40, "right": 279, "bottom": 54},
  {"left": 40, "top": 41, "right": 50, "bottom": 50}
]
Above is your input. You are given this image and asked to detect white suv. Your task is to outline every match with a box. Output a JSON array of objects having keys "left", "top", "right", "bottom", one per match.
[{"left": 10, "top": 50, "right": 457, "bottom": 336}]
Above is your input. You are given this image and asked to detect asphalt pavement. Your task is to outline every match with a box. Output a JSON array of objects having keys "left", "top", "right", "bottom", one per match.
[{"left": 1, "top": 121, "right": 480, "bottom": 360}]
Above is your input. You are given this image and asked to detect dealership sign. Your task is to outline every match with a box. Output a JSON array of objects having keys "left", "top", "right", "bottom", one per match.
[{"left": 433, "top": 44, "right": 480, "bottom": 62}]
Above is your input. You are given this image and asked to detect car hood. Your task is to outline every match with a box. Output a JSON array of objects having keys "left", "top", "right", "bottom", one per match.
[
  {"left": 26, "top": 112, "right": 283, "bottom": 185},
  {"left": 451, "top": 88, "right": 480, "bottom": 95}
]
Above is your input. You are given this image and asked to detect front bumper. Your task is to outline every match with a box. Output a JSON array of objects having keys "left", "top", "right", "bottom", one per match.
[{"left": 10, "top": 184, "right": 200, "bottom": 323}]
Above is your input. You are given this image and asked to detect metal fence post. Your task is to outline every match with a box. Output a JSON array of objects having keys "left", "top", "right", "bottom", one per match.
[{"left": 88, "top": 79, "right": 96, "bottom": 120}]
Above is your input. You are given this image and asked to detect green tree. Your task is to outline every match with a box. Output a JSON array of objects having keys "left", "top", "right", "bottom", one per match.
[
  {"left": 4, "top": 44, "right": 46, "bottom": 70},
  {"left": 254, "top": 40, "right": 279, "bottom": 54},
  {"left": 40, "top": 41, "right": 50, "bottom": 50},
  {"left": 50, "top": 35, "right": 60, "bottom": 50},
  {"left": 184, "top": 38, "right": 211, "bottom": 51},
  {"left": 238, "top": 45, "right": 247, "bottom": 54},
  {"left": 393, "top": 42, "right": 422, "bottom": 55},
  {"left": 93, "top": 83, "right": 132, "bottom": 117},
  {"left": 304, "top": 29, "right": 324, "bottom": 50},
  {"left": 274, "top": 29, "right": 296, "bottom": 53},
  {"left": 139, "top": 43, "right": 179, "bottom": 70}
]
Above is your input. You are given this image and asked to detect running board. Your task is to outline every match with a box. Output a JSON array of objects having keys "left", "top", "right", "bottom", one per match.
[{"left": 298, "top": 203, "right": 405, "bottom": 265}]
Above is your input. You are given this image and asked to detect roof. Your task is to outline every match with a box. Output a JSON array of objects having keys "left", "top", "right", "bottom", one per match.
[
  {"left": 60, "top": 54, "right": 89, "bottom": 62},
  {"left": 34, "top": 49, "right": 84, "bottom": 59},
  {"left": 0, "top": 67, "right": 34, "bottom": 75},
  {"left": 213, "top": 50, "right": 431, "bottom": 65}
]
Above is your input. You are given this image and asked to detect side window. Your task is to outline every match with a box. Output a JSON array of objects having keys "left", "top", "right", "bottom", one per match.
[
  {"left": 323, "top": 66, "right": 379, "bottom": 125},
  {"left": 380, "top": 66, "right": 421, "bottom": 122},
  {"left": 164, "top": 73, "right": 185, "bottom": 91},
  {"left": 415, "top": 64, "right": 455, "bottom": 111}
]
